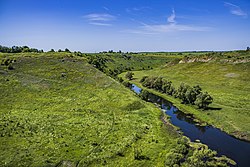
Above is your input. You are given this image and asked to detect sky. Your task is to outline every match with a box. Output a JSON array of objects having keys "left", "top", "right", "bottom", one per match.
[{"left": 0, "top": 0, "right": 250, "bottom": 52}]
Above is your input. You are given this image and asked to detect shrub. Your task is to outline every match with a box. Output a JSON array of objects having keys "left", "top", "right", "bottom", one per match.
[
  {"left": 139, "top": 89, "right": 150, "bottom": 101},
  {"left": 195, "top": 92, "right": 213, "bottom": 109},
  {"left": 125, "top": 71, "right": 134, "bottom": 80}
]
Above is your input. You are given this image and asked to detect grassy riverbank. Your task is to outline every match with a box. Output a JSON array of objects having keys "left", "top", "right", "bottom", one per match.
[{"left": 120, "top": 51, "right": 250, "bottom": 141}]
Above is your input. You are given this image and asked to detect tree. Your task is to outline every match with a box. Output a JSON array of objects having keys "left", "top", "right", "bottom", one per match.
[
  {"left": 177, "top": 83, "right": 190, "bottom": 103},
  {"left": 247, "top": 47, "right": 250, "bottom": 51},
  {"left": 195, "top": 92, "right": 213, "bottom": 109},
  {"left": 162, "top": 80, "right": 172, "bottom": 94},
  {"left": 49, "top": 49, "right": 55, "bottom": 52},
  {"left": 152, "top": 77, "right": 163, "bottom": 91},
  {"left": 140, "top": 76, "right": 148, "bottom": 83},
  {"left": 185, "top": 85, "right": 202, "bottom": 104},
  {"left": 65, "top": 48, "right": 70, "bottom": 52},
  {"left": 140, "top": 89, "right": 150, "bottom": 101},
  {"left": 125, "top": 71, "right": 134, "bottom": 80}
]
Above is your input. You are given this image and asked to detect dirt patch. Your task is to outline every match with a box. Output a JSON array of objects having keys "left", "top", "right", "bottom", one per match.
[{"left": 225, "top": 73, "right": 239, "bottom": 78}]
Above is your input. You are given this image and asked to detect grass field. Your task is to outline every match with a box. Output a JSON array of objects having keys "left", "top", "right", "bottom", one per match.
[
  {"left": 0, "top": 52, "right": 236, "bottom": 166},
  {"left": 0, "top": 52, "right": 178, "bottom": 166},
  {"left": 121, "top": 51, "right": 250, "bottom": 141}
]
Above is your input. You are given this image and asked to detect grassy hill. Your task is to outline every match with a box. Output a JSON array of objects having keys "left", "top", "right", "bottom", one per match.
[
  {"left": 123, "top": 51, "right": 250, "bottom": 141},
  {"left": 0, "top": 52, "right": 233, "bottom": 166}
]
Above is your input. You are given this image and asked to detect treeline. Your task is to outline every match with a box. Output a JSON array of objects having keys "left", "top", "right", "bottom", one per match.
[
  {"left": 140, "top": 76, "right": 213, "bottom": 109},
  {"left": 0, "top": 45, "right": 44, "bottom": 53},
  {"left": 0, "top": 45, "right": 73, "bottom": 53}
]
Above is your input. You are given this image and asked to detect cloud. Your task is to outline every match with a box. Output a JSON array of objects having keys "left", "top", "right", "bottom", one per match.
[
  {"left": 123, "top": 9, "right": 212, "bottom": 35},
  {"left": 83, "top": 13, "right": 116, "bottom": 21},
  {"left": 83, "top": 13, "right": 116, "bottom": 26},
  {"left": 103, "top": 7, "right": 109, "bottom": 11},
  {"left": 224, "top": 2, "right": 247, "bottom": 17},
  {"left": 167, "top": 9, "right": 176, "bottom": 24},
  {"left": 126, "top": 7, "right": 151, "bottom": 14},
  {"left": 89, "top": 22, "right": 112, "bottom": 26},
  {"left": 143, "top": 24, "right": 211, "bottom": 33}
]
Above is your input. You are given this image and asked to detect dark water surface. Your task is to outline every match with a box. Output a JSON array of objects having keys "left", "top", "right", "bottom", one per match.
[{"left": 131, "top": 84, "right": 250, "bottom": 167}]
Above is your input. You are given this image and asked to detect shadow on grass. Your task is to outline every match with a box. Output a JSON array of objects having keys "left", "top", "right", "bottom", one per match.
[{"left": 205, "top": 107, "right": 222, "bottom": 111}]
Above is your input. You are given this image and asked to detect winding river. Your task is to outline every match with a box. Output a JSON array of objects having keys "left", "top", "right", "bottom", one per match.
[{"left": 131, "top": 84, "right": 250, "bottom": 167}]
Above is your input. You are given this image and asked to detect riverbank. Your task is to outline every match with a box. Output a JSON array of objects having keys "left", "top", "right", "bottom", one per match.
[
  {"left": 130, "top": 84, "right": 250, "bottom": 167},
  {"left": 119, "top": 59, "right": 250, "bottom": 142},
  {"left": 120, "top": 72, "right": 250, "bottom": 142}
]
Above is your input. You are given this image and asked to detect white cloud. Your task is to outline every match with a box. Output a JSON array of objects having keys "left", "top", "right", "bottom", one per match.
[
  {"left": 224, "top": 2, "right": 247, "bottom": 17},
  {"left": 103, "top": 7, "right": 109, "bottom": 11},
  {"left": 143, "top": 24, "right": 211, "bottom": 33},
  {"left": 89, "top": 22, "right": 112, "bottom": 26},
  {"left": 167, "top": 9, "right": 176, "bottom": 24},
  {"left": 83, "top": 13, "right": 116, "bottom": 21},
  {"left": 83, "top": 13, "right": 116, "bottom": 26},
  {"left": 126, "top": 7, "right": 151, "bottom": 14},
  {"left": 123, "top": 10, "right": 212, "bottom": 35}
]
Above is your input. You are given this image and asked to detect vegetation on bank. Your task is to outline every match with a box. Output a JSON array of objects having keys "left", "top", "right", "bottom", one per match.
[
  {"left": 0, "top": 52, "right": 234, "bottom": 166},
  {"left": 138, "top": 75, "right": 213, "bottom": 109}
]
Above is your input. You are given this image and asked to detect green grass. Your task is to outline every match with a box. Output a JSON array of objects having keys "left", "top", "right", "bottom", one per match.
[
  {"left": 0, "top": 52, "right": 235, "bottom": 166},
  {"left": 0, "top": 52, "right": 180, "bottom": 166},
  {"left": 121, "top": 54, "right": 250, "bottom": 141},
  {"left": 84, "top": 52, "right": 181, "bottom": 76}
]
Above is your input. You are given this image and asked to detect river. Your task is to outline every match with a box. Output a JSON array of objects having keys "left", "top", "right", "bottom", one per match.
[{"left": 131, "top": 84, "right": 250, "bottom": 167}]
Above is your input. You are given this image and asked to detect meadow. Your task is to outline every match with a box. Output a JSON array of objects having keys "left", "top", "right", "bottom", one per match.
[{"left": 0, "top": 52, "right": 233, "bottom": 166}]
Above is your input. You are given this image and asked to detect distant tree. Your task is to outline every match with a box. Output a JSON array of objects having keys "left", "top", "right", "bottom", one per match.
[
  {"left": 58, "top": 49, "right": 63, "bottom": 52},
  {"left": 65, "top": 48, "right": 70, "bottom": 52},
  {"left": 195, "top": 92, "right": 213, "bottom": 109},
  {"left": 125, "top": 71, "right": 134, "bottom": 80},
  {"left": 49, "top": 49, "right": 55, "bottom": 52},
  {"left": 247, "top": 47, "right": 250, "bottom": 51}
]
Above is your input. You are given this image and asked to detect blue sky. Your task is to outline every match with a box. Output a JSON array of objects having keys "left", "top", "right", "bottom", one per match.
[{"left": 0, "top": 0, "right": 249, "bottom": 52}]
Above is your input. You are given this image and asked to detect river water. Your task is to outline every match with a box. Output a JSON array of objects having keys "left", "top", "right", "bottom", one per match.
[{"left": 131, "top": 84, "right": 250, "bottom": 167}]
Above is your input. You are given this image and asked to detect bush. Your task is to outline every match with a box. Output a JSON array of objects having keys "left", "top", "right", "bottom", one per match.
[
  {"left": 7, "top": 64, "right": 14, "bottom": 70},
  {"left": 125, "top": 71, "right": 134, "bottom": 80},
  {"left": 140, "top": 76, "right": 148, "bottom": 83},
  {"left": 139, "top": 89, "right": 150, "bottom": 101},
  {"left": 195, "top": 92, "right": 213, "bottom": 109},
  {"left": 122, "top": 81, "right": 132, "bottom": 88}
]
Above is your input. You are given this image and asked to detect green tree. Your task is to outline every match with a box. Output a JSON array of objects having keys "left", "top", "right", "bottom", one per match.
[
  {"left": 162, "top": 80, "right": 172, "bottom": 94},
  {"left": 140, "top": 89, "right": 150, "bottom": 101},
  {"left": 49, "top": 49, "right": 55, "bottom": 52},
  {"left": 195, "top": 92, "right": 213, "bottom": 109},
  {"left": 140, "top": 76, "right": 148, "bottom": 83},
  {"left": 125, "top": 71, "right": 134, "bottom": 80},
  {"left": 185, "top": 85, "right": 202, "bottom": 104},
  {"left": 177, "top": 83, "right": 190, "bottom": 103},
  {"left": 65, "top": 48, "right": 70, "bottom": 52}
]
